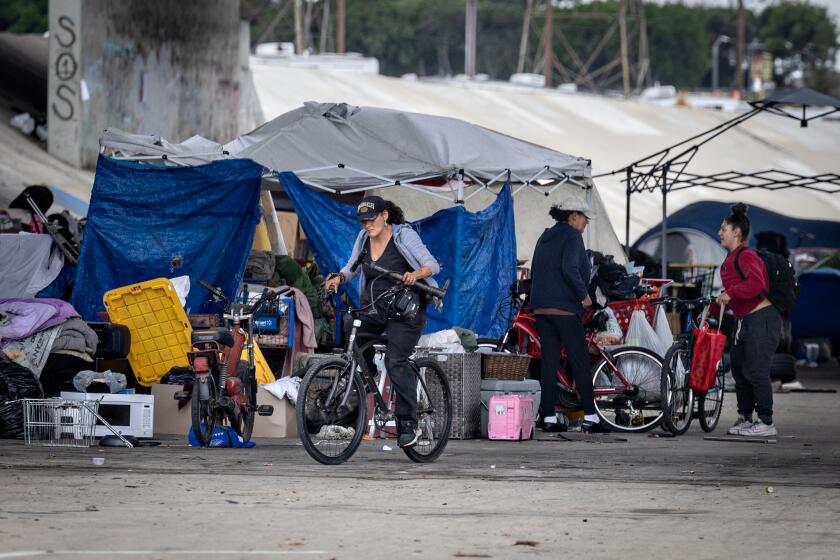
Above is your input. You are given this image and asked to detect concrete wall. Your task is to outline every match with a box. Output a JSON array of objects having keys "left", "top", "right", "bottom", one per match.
[{"left": 49, "top": 0, "right": 242, "bottom": 169}]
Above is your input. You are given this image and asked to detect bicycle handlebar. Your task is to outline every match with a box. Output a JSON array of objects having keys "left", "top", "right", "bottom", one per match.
[
  {"left": 650, "top": 296, "right": 715, "bottom": 308},
  {"left": 366, "top": 262, "right": 448, "bottom": 299}
]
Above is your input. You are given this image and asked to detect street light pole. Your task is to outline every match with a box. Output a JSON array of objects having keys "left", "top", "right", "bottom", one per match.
[{"left": 712, "top": 35, "right": 731, "bottom": 94}]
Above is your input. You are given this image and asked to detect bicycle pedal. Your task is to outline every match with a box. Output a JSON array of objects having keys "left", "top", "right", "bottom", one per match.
[
  {"left": 257, "top": 405, "right": 274, "bottom": 416},
  {"left": 173, "top": 391, "right": 190, "bottom": 400}
]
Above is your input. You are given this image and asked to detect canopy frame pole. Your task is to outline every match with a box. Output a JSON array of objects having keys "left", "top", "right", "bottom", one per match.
[
  {"left": 625, "top": 166, "right": 632, "bottom": 259},
  {"left": 660, "top": 164, "right": 669, "bottom": 280}
]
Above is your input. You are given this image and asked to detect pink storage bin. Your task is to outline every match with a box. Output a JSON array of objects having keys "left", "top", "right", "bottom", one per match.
[{"left": 487, "top": 394, "right": 534, "bottom": 441}]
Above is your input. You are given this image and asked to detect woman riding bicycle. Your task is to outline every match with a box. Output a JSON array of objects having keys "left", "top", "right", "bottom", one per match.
[{"left": 324, "top": 196, "right": 441, "bottom": 448}]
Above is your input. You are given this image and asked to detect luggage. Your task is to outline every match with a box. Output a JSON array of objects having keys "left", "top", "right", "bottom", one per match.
[
  {"left": 487, "top": 394, "right": 534, "bottom": 441},
  {"left": 87, "top": 322, "right": 131, "bottom": 359},
  {"left": 480, "top": 378, "right": 540, "bottom": 438}
]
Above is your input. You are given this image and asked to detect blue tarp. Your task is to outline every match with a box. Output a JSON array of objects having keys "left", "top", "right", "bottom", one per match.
[
  {"left": 278, "top": 172, "right": 516, "bottom": 338},
  {"left": 635, "top": 201, "right": 840, "bottom": 251},
  {"left": 791, "top": 268, "right": 840, "bottom": 341},
  {"left": 72, "top": 156, "right": 263, "bottom": 321}
]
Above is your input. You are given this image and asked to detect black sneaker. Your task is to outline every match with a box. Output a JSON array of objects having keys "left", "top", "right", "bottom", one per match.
[
  {"left": 398, "top": 429, "right": 421, "bottom": 448},
  {"left": 397, "top": 418, "right": 421, "bottom": 448},
  {"left": 581, "top": 420, "right": 612, "bottom": 434}
]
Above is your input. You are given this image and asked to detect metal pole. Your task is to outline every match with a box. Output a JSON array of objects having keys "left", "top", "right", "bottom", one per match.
[
  {"left": 660, "top": 165, "right": 668, "bottom": 279},
  {"left": 625, "top": 167, "right": 632, "bottom": 258},
  {"left": 711, "top": 35, "right": 730, "bottom": 93}
]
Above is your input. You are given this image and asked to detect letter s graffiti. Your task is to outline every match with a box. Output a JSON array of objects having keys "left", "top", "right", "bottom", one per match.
[
  {"left": 56, "top": 15, "right": 76, "bottom": 48},
  {"left": 52, "top": 84, "right": 76, "bottom": 121}
]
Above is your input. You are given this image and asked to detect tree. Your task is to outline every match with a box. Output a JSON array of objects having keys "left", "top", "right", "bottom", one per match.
[
  {"left": 0, "top": 0, "right": 48, "bottom": 33},
  {"left": 758, "top": 0, "right": 839, "bottom": 90}
]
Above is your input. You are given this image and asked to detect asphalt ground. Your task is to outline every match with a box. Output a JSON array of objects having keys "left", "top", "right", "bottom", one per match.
[{"left": 1, "top": 362, "right": 838, "bottom": 560}]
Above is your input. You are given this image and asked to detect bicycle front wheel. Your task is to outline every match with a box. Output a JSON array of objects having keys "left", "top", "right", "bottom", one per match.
[
  {"left": 403, "top": 358, "right": 452, "bottom": 463},
  {"left": 296, "top": 359, "right": 367, "bottom": 465},
  {"left": 661, "top": 343, "right": 695, "bottom": 435},
  {"left": 191, "top": 373, "right": 218, "bottom": 445},
  {"left": 592, "top": 346, "right": 664, "bottom": 432},
  {"left": 698, "top": 362, "right": 725, "bottom": 432}
]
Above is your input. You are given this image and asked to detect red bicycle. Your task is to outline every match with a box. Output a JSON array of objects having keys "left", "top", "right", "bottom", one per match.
[{"left": 479, "top": 281, "right": 665, "bottom": 432}]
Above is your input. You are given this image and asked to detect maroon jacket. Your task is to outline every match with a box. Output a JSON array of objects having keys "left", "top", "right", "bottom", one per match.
[{"left": 720, "top": 244, "right": 769, "bottom": 319}]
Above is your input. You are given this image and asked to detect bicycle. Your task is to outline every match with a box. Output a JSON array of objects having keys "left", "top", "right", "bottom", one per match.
[
  {"left": 654, "top": 296, "right": 726, "bottom": 435},
  {"left": 478, "top": 280, "right": 666, "bottom": 433},
  {"left": 186, "top": 280, "right": 290, "bottom": 445},
  {"left": 296, "top": 262, "right": 453, "bottom": 465}
]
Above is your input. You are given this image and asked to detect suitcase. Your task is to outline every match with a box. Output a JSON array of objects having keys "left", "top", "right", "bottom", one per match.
[
  {"left": 87, "top": 322, "right": 131, "bottom": 359},
  {"left": 480, "top": 379, "right": 540, "bottom": 438},
  {"left": 487, "top": 394, "right": 534, "bottom": 441}
]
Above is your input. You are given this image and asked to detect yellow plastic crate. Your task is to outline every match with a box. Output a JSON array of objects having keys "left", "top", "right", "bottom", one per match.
[{"left": 103, "top": 278, "right": 193, "bottom": 387}]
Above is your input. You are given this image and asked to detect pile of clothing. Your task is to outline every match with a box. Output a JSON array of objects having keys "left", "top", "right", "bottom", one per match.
[{"left": 0, "top": 298, "right": 97, "bottom": 379}]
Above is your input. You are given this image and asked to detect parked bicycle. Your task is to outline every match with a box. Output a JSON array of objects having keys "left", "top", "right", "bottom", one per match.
[
  {"left": 654, "top": 296, "right": 726, "bottom": 435},
  {"left": 186, "top": 281, "right": 289, "bottom": 445},
  {"left": 296, "top": 262, "right": 452, "bottom": 465},
  {"left": 479, "top": 280, "right": 665, "bottom": 432}
]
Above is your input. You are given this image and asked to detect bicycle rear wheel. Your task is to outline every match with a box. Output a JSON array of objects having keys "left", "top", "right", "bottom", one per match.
[
  {"left": 403, "top": 358, "right": 452, "bottom": 463},
  {"left": 698, "top": 362, "right": 725, "bottom": 432},
  {"left": 237, "top": 361, "right": 257, "bottom": 442},
  {"left": 661, "top": 343, "right": 695, "bottom": 435},
  {"left": 592, "top": 346, "right": 664, "bottom": 432},
  {"left": 296, "top": 359, "right": 366, "bottom": 465}
]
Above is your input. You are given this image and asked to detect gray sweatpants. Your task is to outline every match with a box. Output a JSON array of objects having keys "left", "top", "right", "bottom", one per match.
[{"left": 730, "top": 306, "right": 782, "bottom": 424}]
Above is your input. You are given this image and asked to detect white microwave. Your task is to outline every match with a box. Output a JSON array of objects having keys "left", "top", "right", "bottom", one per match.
[{"left": 61, "top": 392, "right": 154, "bottom": 438}]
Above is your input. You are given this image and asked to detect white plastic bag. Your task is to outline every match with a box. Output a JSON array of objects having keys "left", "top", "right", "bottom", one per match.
[
  {"left": 416, "top": 329, "right": 465, "bottom": 353},
  {"left": 261, "top": 376, "right": 301, "bottom": 404},
  {"left": 652, "top": 305, "right": 674, "bottom": 355},
  {"left": 593, "top": 308, "right": 624, "bottom": 347},
  {"left": 625, "top": 309, "right": 667, "bottom": 356}
]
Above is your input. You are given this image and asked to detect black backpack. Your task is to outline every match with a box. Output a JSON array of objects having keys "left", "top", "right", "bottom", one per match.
[{"left": 734, "top": 247, "right": 799, "bottom": 313}]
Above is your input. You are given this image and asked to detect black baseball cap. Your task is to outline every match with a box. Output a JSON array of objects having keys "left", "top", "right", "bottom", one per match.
[{"left": 357, "top": 196, "right": 386, "bottom": 221}]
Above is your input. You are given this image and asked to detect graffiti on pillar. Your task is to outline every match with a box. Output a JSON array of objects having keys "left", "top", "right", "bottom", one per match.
[{"left": 52, "top": 15, "right": 78, "bottom": 122}]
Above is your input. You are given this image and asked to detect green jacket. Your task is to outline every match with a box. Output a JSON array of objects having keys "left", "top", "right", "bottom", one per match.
[{"left": 273, "top": 255, "right": 320, "bottom": 317}]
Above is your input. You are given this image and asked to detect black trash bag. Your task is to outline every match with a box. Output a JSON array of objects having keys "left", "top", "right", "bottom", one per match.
[
  {"left": 0, "top": 358, "right": 44, "bottom": 439},
  {"left": 160, "top": 367, "right": 195, "bottom": 386}
]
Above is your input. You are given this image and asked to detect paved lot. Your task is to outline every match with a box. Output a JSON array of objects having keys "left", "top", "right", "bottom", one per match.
[{"left": 1, "top": 363, "right": 838, "bottom": 560}]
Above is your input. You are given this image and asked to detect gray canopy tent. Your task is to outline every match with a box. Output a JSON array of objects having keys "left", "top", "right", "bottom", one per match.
[{"left": 101, "top": 102, "right": 626, "bottom": 261}]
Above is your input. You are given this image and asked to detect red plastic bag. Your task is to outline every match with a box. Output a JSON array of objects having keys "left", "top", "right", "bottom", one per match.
[{"left": 689, "top": 322, "right": 726, "bottom": 393}]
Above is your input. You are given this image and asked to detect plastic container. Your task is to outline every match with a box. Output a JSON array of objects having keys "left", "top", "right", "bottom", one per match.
[
  {"left": 487, "top": 394, "right": 535, "bottom": 441},
  {"left": 103, "top": 278, "right": 192, "bottom": 386},
  {"left": 480, "top": 379, "right": 540, "bottom": 438}
]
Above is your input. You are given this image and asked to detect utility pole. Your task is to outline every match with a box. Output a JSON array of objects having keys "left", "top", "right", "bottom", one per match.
[
  {"left": 337, "top": 0, "right": 346, "bottom": 54},
  {"left": 736, "top": 0, "right": 745, "bottom": 97},
  {"left": 320, "top": 0, "right": 331, "bottom": 53},
  {"left": 618, "top": 0, "right": 630, "bottom": 98},
  {"left": 465, "top": 0, "right": 478, "bottom": 77},
  {"left": 517, "top": 0, "right": 534, "bottom": 74},
  {"left": 543, "top": 0, "right": 553, "bottom": 88},
  {"left": 294, "top": 0, "right": 304, "bottom": 54},
  {"left": 635, "top": 0, "right": 650, "bottom": 92}
]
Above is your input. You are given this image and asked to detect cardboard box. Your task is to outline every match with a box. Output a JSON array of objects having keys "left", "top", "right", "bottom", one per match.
[{"left": 151, "top": 384, "right": 298, "bottom": 439}]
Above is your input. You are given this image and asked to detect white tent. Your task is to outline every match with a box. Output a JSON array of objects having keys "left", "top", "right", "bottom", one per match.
[{"left": 101, "top": 102, "right": 626, "bottom": 262}]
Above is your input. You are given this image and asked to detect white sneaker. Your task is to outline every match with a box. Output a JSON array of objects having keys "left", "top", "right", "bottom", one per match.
[
  {"left": 727, "top": 416, "right": 753, "bottom": 435},
  {"left": 739, "top": 420, "right": 777, "bottom": 437}
]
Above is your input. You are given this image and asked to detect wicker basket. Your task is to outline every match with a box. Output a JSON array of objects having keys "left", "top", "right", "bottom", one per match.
[{"left": 481, "top": 352, "right": 531, "bottom": 381}]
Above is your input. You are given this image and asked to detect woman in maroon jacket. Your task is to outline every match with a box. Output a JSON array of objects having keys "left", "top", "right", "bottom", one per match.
[{"left": 716, "top": 203, "right": 782, "bottom": 436}]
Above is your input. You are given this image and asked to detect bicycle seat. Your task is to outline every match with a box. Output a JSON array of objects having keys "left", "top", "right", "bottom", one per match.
[{"left": 191, "top": 327, "right": 235, "bottom": 347}]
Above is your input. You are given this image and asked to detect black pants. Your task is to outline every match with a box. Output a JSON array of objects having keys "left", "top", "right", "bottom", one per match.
[
  {"left": 730, "top": 305, "right": 782, "bottom": 424},
  {"left": 356, "top": 306, "right": 426, "bottom": 422},
  {"left": 536, "top": 314, "right": 595, "bottom": 416}
]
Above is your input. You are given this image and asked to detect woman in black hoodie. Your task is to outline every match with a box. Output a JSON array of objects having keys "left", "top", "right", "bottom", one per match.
[{"left": 530, "top": 202, "right": 610, "bottom": 434}]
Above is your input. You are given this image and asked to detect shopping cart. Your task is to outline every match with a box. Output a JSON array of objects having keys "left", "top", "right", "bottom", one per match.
[{"left": 23, "top": 398, "right": 134, "bottom": 448}]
